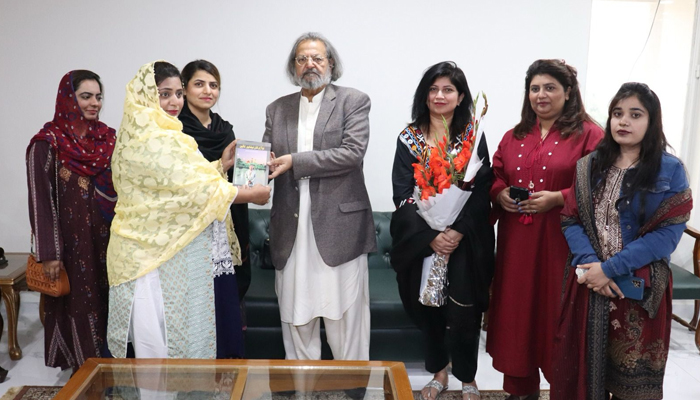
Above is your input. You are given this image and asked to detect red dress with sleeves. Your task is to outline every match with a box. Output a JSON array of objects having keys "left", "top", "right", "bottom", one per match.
[{"left": 486, "top": 121, "right": 603, "bottom": 381}]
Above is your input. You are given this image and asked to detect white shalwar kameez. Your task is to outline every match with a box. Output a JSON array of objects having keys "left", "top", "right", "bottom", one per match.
[{"left": 275, "top": 89, "right": 370, "bottom": 361}]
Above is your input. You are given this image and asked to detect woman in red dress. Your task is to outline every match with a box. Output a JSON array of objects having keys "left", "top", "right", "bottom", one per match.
[{"left": 486, "top": 59, "right": 603, "bottom": 400}]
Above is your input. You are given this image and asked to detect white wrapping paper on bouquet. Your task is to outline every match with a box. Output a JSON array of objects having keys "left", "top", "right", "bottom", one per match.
[{"left": 416, "top": 134, "right": 484, "bottom": 307}]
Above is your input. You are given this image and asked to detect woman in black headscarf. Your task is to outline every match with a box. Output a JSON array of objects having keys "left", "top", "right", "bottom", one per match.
[{"left": 179, "top": 59, "right": 270, "bottom": 358}]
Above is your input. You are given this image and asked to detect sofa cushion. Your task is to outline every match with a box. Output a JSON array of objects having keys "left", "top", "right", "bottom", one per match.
[
  {"left": 369, "top": 269, "right": 414, "bottom": 329},
  {"left": 369, "top": 212, "right": 393, "bottom": 270},
  {"left": 245, "top": 267, "right": 280, "bottom": 327},
  {"left": 671, "top": 262, "right": 700, "bottom": 299}
]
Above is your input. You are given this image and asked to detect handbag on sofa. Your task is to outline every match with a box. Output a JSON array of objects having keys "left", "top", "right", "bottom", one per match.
[{"left": 26, "top": 254, "right": 70, "bottom": 297}]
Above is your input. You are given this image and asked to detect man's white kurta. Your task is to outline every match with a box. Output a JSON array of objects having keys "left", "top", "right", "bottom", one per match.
[{"left": 275, "top": 88, "right": 367, "bottom": 326}]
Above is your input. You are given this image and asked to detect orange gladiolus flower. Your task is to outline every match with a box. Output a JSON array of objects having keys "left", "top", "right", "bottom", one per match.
[
  {"left": 455, "top": 149, "right": 472, "bottom": 171},
  {"left": 428, "top": 155, "right": 443, "bottom": 172},
  {"left": 413, "top": 162, "right": 424, "bottom": 178},
  {"left": 454, "top": 157, "right": 466, "bottom": 172},
  {"left": 421, "top": 186, "right": 437, "bottom": 200},
  {"left": 436, "top": 174, "right": 452, "bottom": 193}
]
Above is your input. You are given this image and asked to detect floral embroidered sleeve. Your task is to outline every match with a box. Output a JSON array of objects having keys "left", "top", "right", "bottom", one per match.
[{"left": 391, "top": 136, "right": 418, "bottom": 208}]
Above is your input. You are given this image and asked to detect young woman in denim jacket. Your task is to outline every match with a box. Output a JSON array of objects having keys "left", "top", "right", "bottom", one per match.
[{"left": 551, "top": 82, "right": 692, "bottom": 400}]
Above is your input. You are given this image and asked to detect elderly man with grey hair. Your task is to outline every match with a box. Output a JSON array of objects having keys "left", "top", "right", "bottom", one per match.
[{"left": 263, "top": 32, "right": 376, "bottom": 360}]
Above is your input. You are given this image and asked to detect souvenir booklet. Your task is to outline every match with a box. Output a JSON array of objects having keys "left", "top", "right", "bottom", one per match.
[{"left": 232, "top": 140, "right": 271, "bottom": 187}]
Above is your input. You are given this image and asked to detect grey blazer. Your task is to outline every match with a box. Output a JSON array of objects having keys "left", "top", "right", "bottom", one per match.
[{"left": 262, "top": 84, "right": 377, "bottom": 270}]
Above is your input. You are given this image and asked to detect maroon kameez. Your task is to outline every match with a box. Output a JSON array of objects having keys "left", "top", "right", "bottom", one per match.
[
  {"left": 27, "top": 141, "right": 111, "bottom": 369},
  {"left": 552, "top": 153, "right": 693, "bottom": 400},
  {"left": 486, "top": 121, "right": 603, "bottom": 390},
  {"left": 26, "top": 72, "right": 115, "bottom": 370}
]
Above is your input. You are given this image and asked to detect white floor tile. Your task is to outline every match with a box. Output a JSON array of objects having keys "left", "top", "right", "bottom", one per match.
[
  {"left": 0, "top": 292, "right": 698, "bottom": 398},
  {"left": 662, "top": 356, "right": 700, "bottom": 398}
]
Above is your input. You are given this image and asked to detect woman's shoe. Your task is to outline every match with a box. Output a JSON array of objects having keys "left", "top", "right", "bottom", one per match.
[
  {"left": 462, "top": 383, "right": 481, "bottom": 400},
  {"left": 420, "top": 379, "right": 447, "bottom": 400}
]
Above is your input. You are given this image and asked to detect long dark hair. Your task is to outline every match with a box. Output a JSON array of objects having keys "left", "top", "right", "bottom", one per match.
[
  {"left": 411, "top": 61, "right": 472, "bottom": 142},
  {"left": 181, "top": 59, "right": 221, "bottom": 89},
  {"left": 154, "top": 61, "right": 181, "bottom": 86},
  {"left": 592, "top": 82, "right": 667, "bottom": 193},
  {"left": 513, "top": 59, "right": 593, "bottom": 139}
]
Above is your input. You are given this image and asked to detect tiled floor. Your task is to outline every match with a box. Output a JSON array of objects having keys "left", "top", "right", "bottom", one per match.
[{"left": 0, "top": 292, "right": 698, "bottom": 398}]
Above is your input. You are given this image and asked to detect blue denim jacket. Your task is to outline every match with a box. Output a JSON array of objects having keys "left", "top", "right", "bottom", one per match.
[{"left": 564, "top": 152, "right": 690, "bottom": 278}]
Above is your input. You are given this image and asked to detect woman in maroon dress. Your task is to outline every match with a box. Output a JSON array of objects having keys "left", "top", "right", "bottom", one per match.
[
  {"left": 486, "top": 59, "right": 603, "bottom": 399},
  {"left": 552, "top": 83, "right": 692, "bottom": 400},
  {"left": 26, "top": 70, "right": 116, "bottom": 371}
]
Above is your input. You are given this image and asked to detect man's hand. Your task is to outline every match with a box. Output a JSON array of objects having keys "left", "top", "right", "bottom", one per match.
[
  {"left": 268, "top": 152, "right": 277, "bottom": 174},
  {"left": 268, "top": 154, "right": 292, "bottom": 179}
]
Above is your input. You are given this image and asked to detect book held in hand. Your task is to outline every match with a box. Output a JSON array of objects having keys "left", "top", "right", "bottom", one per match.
[{"left": 232, "top": 140, "right": 271, "bottom": 187}]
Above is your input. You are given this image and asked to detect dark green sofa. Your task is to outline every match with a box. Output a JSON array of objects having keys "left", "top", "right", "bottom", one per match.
[
  {"left": 245, "top": 209, "right": 424, "bottom": 360},
  {"left": 670, "top": 226, "right": 700, "bottom": 352},
  {"left": 245, "top": 210, "right": 700, "bottom": 357}
]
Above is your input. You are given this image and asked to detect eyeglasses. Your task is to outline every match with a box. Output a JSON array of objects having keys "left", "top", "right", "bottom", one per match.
[{"left": 295, "top": 55, "right": 326, "bottom": 66}]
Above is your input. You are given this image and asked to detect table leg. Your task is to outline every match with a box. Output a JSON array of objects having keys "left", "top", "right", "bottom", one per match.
[{"left": 1, "top": 285, "right": 22, "bottom": 360}]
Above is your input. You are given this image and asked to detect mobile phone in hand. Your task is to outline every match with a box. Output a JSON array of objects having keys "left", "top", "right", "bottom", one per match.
[{"left": 509, "top": 185, "right": 530, "bottom": 202}]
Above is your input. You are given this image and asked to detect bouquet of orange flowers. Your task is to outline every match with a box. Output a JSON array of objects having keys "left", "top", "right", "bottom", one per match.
[
  {"left": 413, "top": 124, "right": 476, "bottom": 200},
  {"left": 413, "top": 92, "right": 487, "bottom": 203},
  {"left": 413, "top": 92, "right": 488, "bottom": 307}
]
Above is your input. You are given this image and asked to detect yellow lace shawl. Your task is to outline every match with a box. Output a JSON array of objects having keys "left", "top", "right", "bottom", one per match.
[{"left": 107, "top": 62, "right": 238, "bottom": 286}]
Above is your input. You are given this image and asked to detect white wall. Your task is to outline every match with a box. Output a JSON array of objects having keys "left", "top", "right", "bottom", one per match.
[{"left": 0, "top": 0, "right": 595, "bottom": 251}]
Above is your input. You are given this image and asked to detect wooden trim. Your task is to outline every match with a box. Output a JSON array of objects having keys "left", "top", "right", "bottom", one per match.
[
  {"left": 55, "top": 359, "right": 412, "bottom": 399},
  {"left": 685, "top": 226, "right": 700, "bottom": 239},
  {"left": 388, "top": 361, "right": 414, "bottom": 399},
  {"left": 54, "top": 358, "right": 100, "bottom": 400},
  {"left": 230, "top": 368, "right": 247, "bottom": 400},
  {"left": 688, "top": 226, "right": 700, "bottom": 277}
]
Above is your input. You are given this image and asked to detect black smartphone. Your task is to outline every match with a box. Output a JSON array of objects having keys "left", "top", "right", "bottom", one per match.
[{"left": 509, "top": 185, "right": 530, "bottom": 202}]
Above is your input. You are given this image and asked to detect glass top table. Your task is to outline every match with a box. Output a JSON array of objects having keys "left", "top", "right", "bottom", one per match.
[{"left": 55, "top": 358, "right": 413, "bottom": 399}]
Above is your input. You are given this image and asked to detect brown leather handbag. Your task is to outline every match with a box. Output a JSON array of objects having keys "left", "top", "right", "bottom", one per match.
[{"left": 26, "top": 254, "right": 70, "bottom": 297}]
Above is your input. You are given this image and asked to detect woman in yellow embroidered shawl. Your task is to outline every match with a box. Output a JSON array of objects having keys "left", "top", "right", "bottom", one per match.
[{"left": 106, "top": 61, "right": 268, "bottom": 359}]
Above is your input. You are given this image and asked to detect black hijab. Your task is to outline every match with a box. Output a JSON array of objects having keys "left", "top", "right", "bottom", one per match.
[
  {"left": 179, "top": 101, "right": 236, "bottom": 162},
  {"left": 179, "top": 100, "right": 251, "bottom": 300}
]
